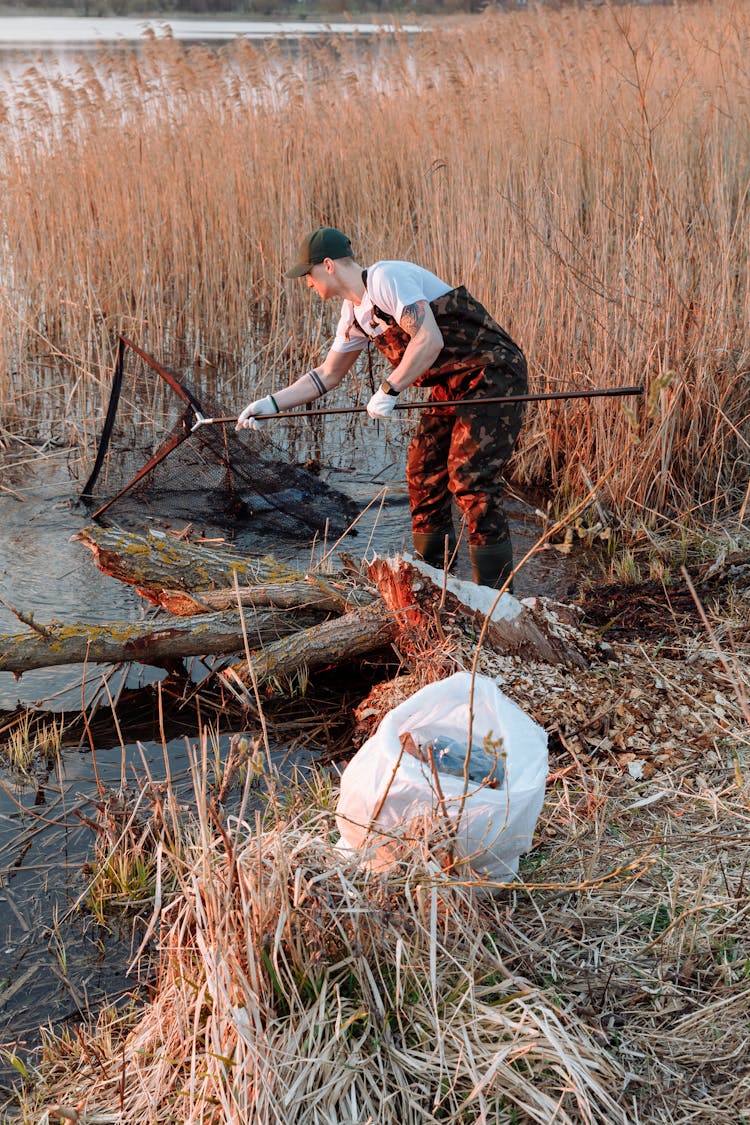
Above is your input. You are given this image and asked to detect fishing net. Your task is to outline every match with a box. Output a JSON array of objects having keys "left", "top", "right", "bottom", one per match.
[{"left": 80, "top": 336, "right": 360, "bottom": 539}]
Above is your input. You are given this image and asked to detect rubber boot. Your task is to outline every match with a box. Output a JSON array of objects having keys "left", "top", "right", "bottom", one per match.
[
  {"left": 469, "top": 540, "right": 515, "bottom": 592},
  {"left": 412, "top": 529, "right": 457, "bottom": 571}
]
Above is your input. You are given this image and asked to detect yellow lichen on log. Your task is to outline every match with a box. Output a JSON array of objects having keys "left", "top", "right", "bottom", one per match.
[
  {"left": 74, "top": 526, "right": 300, "bottom": 604},
  {"left": 0, "top": 608, "right": 322, "bottom": 675}
]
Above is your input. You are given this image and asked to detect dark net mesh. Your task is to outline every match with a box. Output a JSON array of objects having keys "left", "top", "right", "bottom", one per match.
[{"left": 80, "top": 337, "right": 360, "bottom": 539}]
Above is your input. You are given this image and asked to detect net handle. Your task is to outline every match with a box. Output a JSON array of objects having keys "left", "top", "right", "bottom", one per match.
[{"left": 195, "top": 385, "right": 645, "bottom": 427}]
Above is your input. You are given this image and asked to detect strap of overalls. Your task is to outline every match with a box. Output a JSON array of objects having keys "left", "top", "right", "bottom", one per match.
[{"left": 361, "top": 269, "right": 399, "bottom": 329}]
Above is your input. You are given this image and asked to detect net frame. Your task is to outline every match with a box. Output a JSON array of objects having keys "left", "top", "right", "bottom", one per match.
[{"left": 80, "top": 335, "right": 359, "bottom": 539}]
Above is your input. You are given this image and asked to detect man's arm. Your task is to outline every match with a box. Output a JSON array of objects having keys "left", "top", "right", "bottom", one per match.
[
  {"left": 273, "top": 348, "right": 358, "bottom": 410},
  {"left": 236, "top": 349, "right": 358, "bottom": 428},
  {"left": 383, "top": 300, "right": 444, "bottom": 393}
]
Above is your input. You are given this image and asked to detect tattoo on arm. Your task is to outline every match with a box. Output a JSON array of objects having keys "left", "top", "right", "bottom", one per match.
[{"left": 400, "top": 300, "right": 428, "bottom": 338}]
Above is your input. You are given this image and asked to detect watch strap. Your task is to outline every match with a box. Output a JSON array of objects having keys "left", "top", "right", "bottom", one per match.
[{"left": 380, "top": 380, "right": 400, "bottom": 397}]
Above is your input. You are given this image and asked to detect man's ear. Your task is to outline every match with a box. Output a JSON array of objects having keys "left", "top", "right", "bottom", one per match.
[{"left": 323, "top": 257, "right": 336, "bottom": 274}]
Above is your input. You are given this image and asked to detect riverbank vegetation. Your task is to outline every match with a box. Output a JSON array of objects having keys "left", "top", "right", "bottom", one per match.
[
  {"left": 4, "top": 553, "right": 749, "bottom": 1120},
  {"left": 0, "top": 0, "right": 748, "bottom": 554},
  {"left": 0, "top": 525, "right": 748, "bottom": 1122}
]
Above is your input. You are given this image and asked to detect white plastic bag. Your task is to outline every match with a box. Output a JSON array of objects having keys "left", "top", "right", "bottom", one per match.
[{"left": 336, "top": 671, "right": 548, "bottom": 882}]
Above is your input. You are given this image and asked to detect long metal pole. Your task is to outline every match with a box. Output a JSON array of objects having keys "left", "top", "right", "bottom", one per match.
[{"left": 192, "top": 385, "right": 645, "bottom": 429}]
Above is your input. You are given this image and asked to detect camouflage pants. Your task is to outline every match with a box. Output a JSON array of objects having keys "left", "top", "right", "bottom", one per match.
[{"left": 406, "top": 362, "right": 526, "bottom": 547}]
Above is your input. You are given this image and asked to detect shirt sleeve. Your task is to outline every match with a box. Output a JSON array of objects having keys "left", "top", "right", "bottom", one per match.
[
  {"left": 330, "top": 301, "right": 369, "bottom": 355},
  {"left": 366, "top": 263, "right": 429, "bottom": 325}
]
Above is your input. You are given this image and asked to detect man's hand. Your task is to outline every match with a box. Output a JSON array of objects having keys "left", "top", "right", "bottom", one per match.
[
  {"left": 367, "top": 387, "right": 399, "bottom": 420},
  {"left": 236, "top": 395, "right": 279, "bottom": 431}
]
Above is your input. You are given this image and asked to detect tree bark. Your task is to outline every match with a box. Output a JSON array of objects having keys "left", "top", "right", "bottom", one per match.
[
  {"left": 74, "top": 526, "right": 300, "bottom": 605},
  {"left": 223, "top": 604, "right": 399, "bottom": 701},
  {"left": 0, "top": 608, "right": 322, "bottom": 675},
  {"left": 154, "top": 578, "right": 374, "bottom": 617},
  {"left": 367, "top": 556, "right": 590, "bottom": 668}
]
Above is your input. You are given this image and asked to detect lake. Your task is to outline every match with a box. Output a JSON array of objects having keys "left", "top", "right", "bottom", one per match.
[
  {"left": 0, "top": 14, "right": 417, "bottom": 45},
  {"left": 0, "top": 13, "right": 420, "bottom": 82}
]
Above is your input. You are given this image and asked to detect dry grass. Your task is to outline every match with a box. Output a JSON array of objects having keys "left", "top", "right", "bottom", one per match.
[
  {"left": 9, "top": 752, "right": 750, "bottom": 1123},
  {"left": 6, "top": 576, "right": 749, "bottom": 1123},
  {"left": 1, "top": 712, "right": 63, "bottom": 774},
  {"left": 11, "top": 761, "right": 629, "bottom": 1123},
  {"left": 0, "top": 2, "right": 748, "bottom": 532}
]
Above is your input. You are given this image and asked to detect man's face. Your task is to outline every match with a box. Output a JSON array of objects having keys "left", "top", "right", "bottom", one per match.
[{"left": 306, "top": 260, "right": 336, "bottom": 300}]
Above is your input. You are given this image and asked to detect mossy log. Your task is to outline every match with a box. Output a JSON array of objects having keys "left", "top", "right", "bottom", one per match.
[
  {"left": 74, "top": 526, "right": 300, "bottom": 605},
  {"left": 0, "top": 608, "right": 322, "bottom": 675},
  {"left": 154, "top": 578, "right": 375, "bottom": 617}
]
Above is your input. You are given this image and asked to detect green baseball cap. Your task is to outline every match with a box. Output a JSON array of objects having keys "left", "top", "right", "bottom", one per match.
[{"left": 284, "top": 227, "right": 353, "bottom": 278}]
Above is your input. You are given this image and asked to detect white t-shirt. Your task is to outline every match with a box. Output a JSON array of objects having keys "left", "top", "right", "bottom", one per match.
[{"left": 331, "top": 260, "right": 452, "bottom": 355}]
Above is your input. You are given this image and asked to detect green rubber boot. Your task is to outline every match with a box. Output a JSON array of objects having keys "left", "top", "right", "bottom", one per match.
[
  {"left": 412, "top": 529, "right": 457, "bottom": 571},
  {"left": 469, "top": 540, "right": 515, "bottom": 592}
]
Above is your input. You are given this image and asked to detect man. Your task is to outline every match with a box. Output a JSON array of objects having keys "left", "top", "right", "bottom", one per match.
[{"left": 237, "top": 227, "right": 527, "bottom": 590}]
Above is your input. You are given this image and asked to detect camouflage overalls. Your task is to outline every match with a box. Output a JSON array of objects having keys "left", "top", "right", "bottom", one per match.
[{"left": 365, "top": 283, "right": 527, "bottom": 559}]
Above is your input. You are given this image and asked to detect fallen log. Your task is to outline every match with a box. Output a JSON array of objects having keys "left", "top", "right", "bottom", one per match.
[
  {"left": 74, "top": 526, "right": 300, "bottom": 605},
  {"left": 154, "top": 577, "right": 375, "bottom": 617},
  {"left": 0, "top": 607, "right": 323, "bottom": 675},
  {"left": 222, "top": 603, "right": 400, "bottom": 702},
  {"left": 63, "top": 529, "right": 591, "bottom": 704},
  {"left": 221, "top": 554, "right": 595, "bottom": 708}
]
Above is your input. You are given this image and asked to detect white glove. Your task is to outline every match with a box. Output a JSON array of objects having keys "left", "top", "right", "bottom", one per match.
[
  {"left": 236, "top": 394, "right": 279, "bottom": 431},
  {"left": 367, "top": 387, "right": 398, "bottom": 420}
]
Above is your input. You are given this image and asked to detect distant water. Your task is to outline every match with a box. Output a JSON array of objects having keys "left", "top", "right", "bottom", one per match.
[
  {"left": 0, "top": 15, "right": 420, "bottom": 87},
  {"left": 0, "top": 14, "right": 417, "bottom": 47}
]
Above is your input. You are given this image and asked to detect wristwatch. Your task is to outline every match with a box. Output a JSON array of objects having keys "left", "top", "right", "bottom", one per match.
[{"left": 380, "top": 380, "right": 400, "bottom": 396}]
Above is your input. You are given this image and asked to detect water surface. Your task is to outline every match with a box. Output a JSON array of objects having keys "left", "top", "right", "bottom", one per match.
[
  {"left": 0, "top": 14, "right": 416, "bottom": 46},
  {"left": 0, "top": 13, "right": 419, "bottom": 85}
]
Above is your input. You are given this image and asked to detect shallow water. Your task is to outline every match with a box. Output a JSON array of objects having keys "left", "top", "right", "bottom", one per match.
[{"left": 0, "top": 736, "right": 188, "bottom": 1067}]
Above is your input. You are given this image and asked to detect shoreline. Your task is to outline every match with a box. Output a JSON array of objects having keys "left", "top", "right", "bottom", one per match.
[{"left": 0, "top": 7, "right": 431, "bottom": 21}]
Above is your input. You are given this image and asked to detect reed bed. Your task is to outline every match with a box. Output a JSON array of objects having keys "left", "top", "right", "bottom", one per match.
[
  {"left": 0, "top": 1, "right": 748, "bottom": 533},
  {"left": 11, "top": 713, "right": 750, "bottom": 1123}
]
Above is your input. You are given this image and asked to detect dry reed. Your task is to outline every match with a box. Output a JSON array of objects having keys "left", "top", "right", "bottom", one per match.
[
  {"left": 11, "top": 711, "right": 750, "bottom": 1123},
  {"left": 0, "top": 2, "right": 748, "bottom": 534},
  {"left": 16, "top": 751, "right": 629, "bottom": 1123}
]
